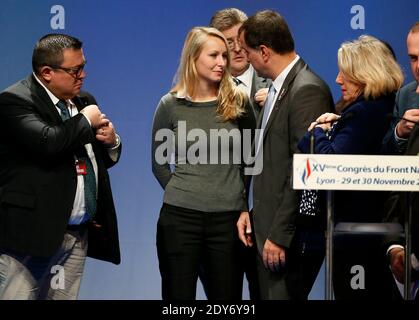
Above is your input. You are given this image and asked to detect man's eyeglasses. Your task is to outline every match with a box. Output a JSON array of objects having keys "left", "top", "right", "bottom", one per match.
[
  {"left": 227, "top": 37, "right": 241, "bottom": 50},
  {"left": 50, "top": 62, "right": 86, "bottom": 78}
]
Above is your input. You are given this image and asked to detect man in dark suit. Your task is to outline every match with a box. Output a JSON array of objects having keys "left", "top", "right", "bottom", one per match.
[
  {"left": 237, "top": 10, "right": 334, "bottom": 299},
  {"left": 384, "top": 22, "right": 419, "bottom": 299},
  {"left": 209, "top": 7, "right": 271, "bottom": 300},
  {"left": 0, "top": 33, "right": 121, "bottom": 299},
  {"left": 384, "top": 125, "right": 419, "bottom": 300},
  {"left": 382, "top": 22, "right": 419, "bottom": 155}
]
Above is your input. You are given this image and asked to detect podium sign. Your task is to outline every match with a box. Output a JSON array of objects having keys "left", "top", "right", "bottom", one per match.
[
  {"left": 293, "top": 154, "right": 419, "bottom": 192},
  {"left": 293, "top": 153, "right": 418, "bottom": 300}
]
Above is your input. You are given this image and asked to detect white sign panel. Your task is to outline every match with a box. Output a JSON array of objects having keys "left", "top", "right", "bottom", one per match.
[{"left": 293, "top": 154, "right": 419, "bottom": 191}]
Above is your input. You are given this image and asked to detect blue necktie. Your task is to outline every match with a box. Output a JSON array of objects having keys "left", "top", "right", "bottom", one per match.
[
  {"left": 56, "top": 100, "right": 97, "bottom": 219},
  {"left": 260, "top": 85, "right": 277, "bottom": 132},
  {"left": 81, "top": 155, "right": 97, "bottom": 219},
  {"left": 255, "top": 84, "right": 276, "bottom": 155},
  {"left": 248, "top": 85, "right": 277, "bottom": 211},
  {"left": 56, "top": 100, "right": 70, "bottom": 120}
]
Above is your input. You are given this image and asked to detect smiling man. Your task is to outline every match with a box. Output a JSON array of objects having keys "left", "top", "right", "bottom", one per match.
[{"left": 0, "top": 33, "right": 121, "bottom": 299}]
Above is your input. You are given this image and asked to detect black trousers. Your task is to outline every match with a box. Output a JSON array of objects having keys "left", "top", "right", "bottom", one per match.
[
  {"left": 238, "top": 242, "right": 260, "bottom": 300},
  {"left": 156, "top": 203, "right": 242, "bottom": 300},
  {"left": 198, "top": 242, "right": 259, "bottom": 300}
]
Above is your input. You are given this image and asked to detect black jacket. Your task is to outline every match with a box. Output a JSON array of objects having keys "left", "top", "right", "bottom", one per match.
[{"left": 0, "top": 74, "right": 121, "bottom": 264}]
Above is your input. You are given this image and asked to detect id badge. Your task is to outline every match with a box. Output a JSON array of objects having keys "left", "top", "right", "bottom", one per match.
[{"left": 76, "top": 160, "right": 87, "bottom": 175}]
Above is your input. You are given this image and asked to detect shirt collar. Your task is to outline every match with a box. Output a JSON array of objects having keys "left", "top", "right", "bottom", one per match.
[
  {"left": 271, "top": 55, "right": 300, "bottom": 94},
  {"left": 235, "top": 65, "right": 253, "bottom": 88}
]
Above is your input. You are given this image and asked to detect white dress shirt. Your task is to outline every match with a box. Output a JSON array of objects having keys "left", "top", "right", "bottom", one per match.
[
  {"left": 33, "top": 73, "right": 119, "bottom": 224},
  {"left": 234, "top": 65, "right": 254, "bottom": 98}
]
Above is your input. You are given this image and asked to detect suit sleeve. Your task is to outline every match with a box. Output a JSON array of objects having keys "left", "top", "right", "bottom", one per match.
[
  {"left": 382, "top": 191, "right": 407, "bottom": 256},
  {"left": 382, "top": 91, "right": 407, "bottom": 154},
  {"left": 269, "top": 82, "right": 334, "bottom": 247},
  {"left": 76, "top": 91, "right": 122, "bottom": 168},
  {"left": 0, "top": 92, "right": 94, "bottom": 158}
]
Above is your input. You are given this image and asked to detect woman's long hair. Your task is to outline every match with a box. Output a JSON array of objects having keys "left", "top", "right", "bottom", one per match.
[{"left": 171, "top": 26, "right": 246, "bottom": 121}]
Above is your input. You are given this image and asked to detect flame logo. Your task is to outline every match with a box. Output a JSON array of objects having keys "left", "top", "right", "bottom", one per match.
[{"left": 301, "top": 158, "right": 312, "bottom": 185}]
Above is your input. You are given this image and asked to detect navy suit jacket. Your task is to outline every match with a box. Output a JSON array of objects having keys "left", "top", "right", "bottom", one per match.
[
  {"left": 0, "top": 75, "right": 121, "bottom": 264},
  {"left": 299, "top": 94, "right": 395, "bottom": 223}
]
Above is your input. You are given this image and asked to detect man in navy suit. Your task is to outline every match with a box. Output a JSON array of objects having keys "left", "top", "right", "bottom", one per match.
[{"left": 0, "top": 33, "right": 121, "bottom": 299}]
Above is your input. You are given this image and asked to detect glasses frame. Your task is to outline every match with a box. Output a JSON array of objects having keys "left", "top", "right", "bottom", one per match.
[
  {"left": 226, "top": 37, "right": 241, "bottom": 50},
  {"left": 49, "top": 61, "right": 86, "bottom": 78}
]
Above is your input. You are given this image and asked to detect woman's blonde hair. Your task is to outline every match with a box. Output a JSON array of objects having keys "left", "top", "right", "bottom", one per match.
[
  {"left": 171, "top": 26, "right": 246, "bottom": 121},
  {"left": 338, "top": 35, "right": 404, "bottom": 99}
]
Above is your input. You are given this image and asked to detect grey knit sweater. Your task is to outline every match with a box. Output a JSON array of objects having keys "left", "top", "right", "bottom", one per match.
[{"left": 151, "top": 93, "right": 251, "bottom": 212}]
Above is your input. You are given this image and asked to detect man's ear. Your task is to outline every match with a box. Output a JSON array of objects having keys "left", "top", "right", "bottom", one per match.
[
  {"left": 39, "top": 66, "right": 53, "bottom": 82},
  {"left": 259, "top": 45, "right": 271, "bottom": 63}
]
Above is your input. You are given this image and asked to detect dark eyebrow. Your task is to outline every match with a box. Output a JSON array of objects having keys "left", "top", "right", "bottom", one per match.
[{"left": 63, "top": 60, "right": 87, "bottom": 69}]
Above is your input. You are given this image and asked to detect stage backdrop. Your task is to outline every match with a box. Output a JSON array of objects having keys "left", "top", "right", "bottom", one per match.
[{"left": 0, "top": 0, "right": 417, "bottom": 299}]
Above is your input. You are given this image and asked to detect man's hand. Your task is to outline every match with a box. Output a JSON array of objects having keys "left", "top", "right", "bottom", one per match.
[
  {"left": 96, "top": 121, "right": 118, "bottom": 147},
  {"left": 395, "top": 109, "right": 419, "bottom": 139},
  {"left": 254, "top": 88, "right": 268, "bottom": 107},
  {"left": 263, "top": 239, "right": 286, "bottom": 272},
  {"left": 80, "top": 104, "right": 108, "bottom": 128},
  {"left": 237, "top": 211, "right": 253, "bottom": 247},
  {"left": 389, "top": 247, "right": 405, "bottom": 283}
]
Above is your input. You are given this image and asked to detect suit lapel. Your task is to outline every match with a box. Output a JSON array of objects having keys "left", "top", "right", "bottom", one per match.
[
  {"left": 250, "top": 72, "right": 269, "bottom": 100},
  {"left": 27, "top": 74, "right": 63, "bottom": 123},
  {"left": 72, "top": 95, "right": 85, "bottom": 112},
  {"left": 250, "top": 72, "right": 270, "bottom": 120},
  {"left": 261, "top": 59, "right": 306, "bottom": 139}
]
